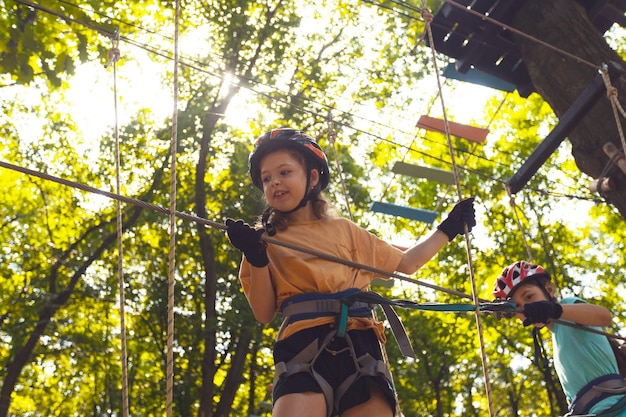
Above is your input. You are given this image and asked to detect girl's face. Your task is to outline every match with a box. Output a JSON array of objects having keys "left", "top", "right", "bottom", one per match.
[
  {"left": 259, "top": 149, "right": 318, "bottom": 215},
  {"left": 511, "top": 282, "right": 552, "bottom": 328}
]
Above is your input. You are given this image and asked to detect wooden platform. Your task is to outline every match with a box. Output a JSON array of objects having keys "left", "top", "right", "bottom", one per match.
[{"left": 427, "top": 0, "right": 626, "bottom": 97}]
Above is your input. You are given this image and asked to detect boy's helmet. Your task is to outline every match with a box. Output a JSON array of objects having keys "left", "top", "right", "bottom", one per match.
[
  {"left": 493, "top": 261, "right": 549, "bottom": 300},
  {"left": 248, "top": 128, "right": 330, "bottom": 190}
]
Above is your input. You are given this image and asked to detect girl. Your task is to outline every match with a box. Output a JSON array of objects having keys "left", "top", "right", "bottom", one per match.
[
  {"left": 226, "top": 128, "right": 475, "bottom": 417},
  {"left": 493, "top": 261, "right": 626, "bottom": 416}
]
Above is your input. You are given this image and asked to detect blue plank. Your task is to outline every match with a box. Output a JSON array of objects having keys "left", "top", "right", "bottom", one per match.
[
  {"left": 370, "top": 201, "right": 438, "bottom": 224},
  {"left": 443, "top": 63, "right": 516, "bottom": 92}
]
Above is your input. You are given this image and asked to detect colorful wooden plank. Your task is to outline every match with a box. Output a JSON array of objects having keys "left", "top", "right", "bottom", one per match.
[
  {"left": 416, "top": 115, "right": 489, "bottom": 143},
  {"left": 370, "top": 201, "right": 438, "bottom": 224},
  {"left": 391, "top": 161, "right": 455, "bottom": 185}
]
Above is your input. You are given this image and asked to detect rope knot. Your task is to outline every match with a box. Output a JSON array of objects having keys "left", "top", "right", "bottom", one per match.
[
  {"left": 421, "top": 7, "right": 433, "bottom": 24},
  {"left": 104, "top": 29, "right": 121, "bottom": 69}
]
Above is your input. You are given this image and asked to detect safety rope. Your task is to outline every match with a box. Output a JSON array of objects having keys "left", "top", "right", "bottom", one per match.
[
  {"left": 166, "top": 1, "right": 181, "bottom": 416},
  {"left": 325, "top": 114, "right": 354, "bottom": 222},
  {"left": 601, "top": 64, "right": 626, "bottom": 161},
  {"left": 106, "top": 29, "right": 129, "bottom": 417},
  {"left": 504, "top": 189, "right": 535, "bottom": 263},
  {"left": 420, "top": 2, "right": 495, "bottom": 415}
]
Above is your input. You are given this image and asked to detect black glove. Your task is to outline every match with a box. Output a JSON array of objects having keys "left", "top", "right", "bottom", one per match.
[
  {"left": 522, "top": 301, "right": 563, "bottom": 326},
  {"left": 436, "top": 197, "right": 476, "bottom": 241},
  {"left": 225, "top": 218, "right": 268, "bottom": 267}
]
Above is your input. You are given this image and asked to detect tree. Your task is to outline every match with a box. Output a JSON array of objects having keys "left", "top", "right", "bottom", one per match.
[
  {"left": 0, "top": 1, "right": 624, "bottom": 416},
  {"left": 512, "top": 0, "right": 626, "bottom": 219}
]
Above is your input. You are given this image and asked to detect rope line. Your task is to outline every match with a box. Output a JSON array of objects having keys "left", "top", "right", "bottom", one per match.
[
  {"left": 504, "top": 190, "right": 535, "bottom": 263},
  {"left": 420, "top": 2, "right": 495, "bottom": 414},
  {"left": 601, "top": 65, "right": 626, "bottom": 154},
  {"left": 325, "top": 115, "right": 354, "bottom": 222},
  {"left": 107, "top": 29, "right": 129, "bottom": 417},
  {"left": 166, "top": 1, "right": 180, "bottom": 416},
  {"left": 12, "top": 0, "right": 118, "bottom": 39},
  {"left": 0, "top": 159, "right": 474, "bottom": 300}
]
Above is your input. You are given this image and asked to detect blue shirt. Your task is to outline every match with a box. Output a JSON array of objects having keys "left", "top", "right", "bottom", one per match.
[{"left": 552, "top": 297, "right": 626, "bottom": 415}]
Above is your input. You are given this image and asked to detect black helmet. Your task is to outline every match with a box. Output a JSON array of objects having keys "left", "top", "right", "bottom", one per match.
[{"left": 248, "top": 128, "right": 330, "bottom": 190}]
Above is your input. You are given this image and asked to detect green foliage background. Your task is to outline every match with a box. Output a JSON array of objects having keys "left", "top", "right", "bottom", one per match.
[{"left": 0, "top": 1, "right": 625, "bottom": 416}]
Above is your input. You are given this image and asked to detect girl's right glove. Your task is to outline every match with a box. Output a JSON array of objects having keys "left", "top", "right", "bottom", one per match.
[
  {"left": 225, "top": 218, "right": 268, "bottom": 267},
  {"left": 436, "top": 197, "right": 476, "bottom": 241},
  {"left": 522, "top": 301, "right": 563, "bottom": 326}
]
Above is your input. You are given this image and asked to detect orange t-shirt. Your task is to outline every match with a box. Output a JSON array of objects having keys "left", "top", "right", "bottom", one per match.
[{"left": 239, "top": 217, "right": 403, "bottom": 341}]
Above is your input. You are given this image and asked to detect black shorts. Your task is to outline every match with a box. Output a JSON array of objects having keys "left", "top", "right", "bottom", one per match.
[{"left": 273, "top": 324, "right": 396, "bottom": 415}]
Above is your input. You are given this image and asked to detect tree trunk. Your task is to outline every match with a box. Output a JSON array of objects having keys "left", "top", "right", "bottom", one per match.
[
  {"left": 511, "top": 0, "right": 626, "bottom": 219},
  {"left": 196, "top": 95, "right": 239, "bottom": 417},
  {"left": 215, "top": 326, "right": 254, "bottom": 417}
]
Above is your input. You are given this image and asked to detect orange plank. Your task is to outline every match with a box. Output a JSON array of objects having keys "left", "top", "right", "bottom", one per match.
[{"left": 416, "top": 115, "right": 488, "bottom": 143}]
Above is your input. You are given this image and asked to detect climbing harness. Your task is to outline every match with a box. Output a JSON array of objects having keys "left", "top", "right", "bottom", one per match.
[
  {"left": 273, "top": 288, "right": 516, "bottom": 417},
  {"left": 276, "top": 290, "right": 390, "bottom": 417},
  {"left": 273, "top": 324, "right": 394, "bottom": 417},
  {"left": 567, "top": 374, "right": 626, "bottom": 416}
]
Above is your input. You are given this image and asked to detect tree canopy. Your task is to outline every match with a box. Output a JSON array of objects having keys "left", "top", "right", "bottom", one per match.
[{"left": 0, "top": 1, "right": 625, "bottom": 416}]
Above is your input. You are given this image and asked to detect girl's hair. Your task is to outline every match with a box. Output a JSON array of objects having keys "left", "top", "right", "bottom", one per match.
[{"left": 255, "top": 148, "right": 333, "bottom": 231}]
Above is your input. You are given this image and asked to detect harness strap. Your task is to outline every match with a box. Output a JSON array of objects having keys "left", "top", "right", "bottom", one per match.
[
  {"left": 569, "top": 374, "right": 626, "bottom": 415},
  {"left": 279, "top": 298, "right": 373, "bottom": 340},
  {"left": 379, "top": 302, "right": 415, "bottom": 358},
  {"left": 281, "top": 299, "right": 373, "bottom": 321},
  {"left": 280, "top": 289, "right": 416, "bottom": 358},
  {"left": 341, "top": 290, "right": 418, "bottom": 358},
  {"left": 273, "top": 331, "right": 337, "bottom": 417},
  {"left": 333, "top": 333, "right": 393, "bottom": 411}
]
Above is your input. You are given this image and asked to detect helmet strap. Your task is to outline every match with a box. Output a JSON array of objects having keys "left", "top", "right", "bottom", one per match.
[
  {"left": 537, "top": 279, "right": 556, "bottom": 302},
  {"left": 261, "top": 207, "right": 276, "bottom": 236}
]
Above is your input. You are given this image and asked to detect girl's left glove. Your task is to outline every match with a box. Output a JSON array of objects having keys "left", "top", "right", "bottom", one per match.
[
  {"left": 522, "top": 301, "right": 563, "bottom": 326},
  {"left": 225, "top": 218, "right": 268, "bottom": 267},
  {"left": 437, "top": 197, "right": 476, "bottom": 241}
]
